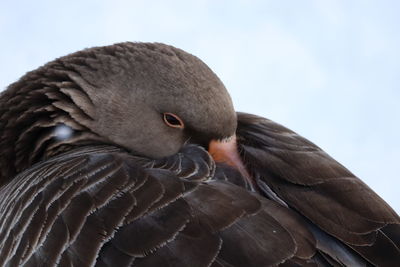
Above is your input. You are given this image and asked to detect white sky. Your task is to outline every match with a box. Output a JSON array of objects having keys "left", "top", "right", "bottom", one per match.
[{"left": 1, "top": 0, "right": 399, "bottom": 213}]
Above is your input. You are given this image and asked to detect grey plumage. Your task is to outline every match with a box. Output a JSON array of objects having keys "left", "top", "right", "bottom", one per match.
[
  {"left": 0, "top": 43, "right": 235, "bottom": 184},
  {"left": 0, "top": 42, "right": 399, "bottom": 266}
]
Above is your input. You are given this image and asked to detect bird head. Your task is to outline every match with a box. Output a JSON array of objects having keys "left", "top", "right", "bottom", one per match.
[
  {"left": 0, "top": 42, "right": 239, "bottom": 183},
  {"left": 69, "top": 42, "right": 238, "bottom": 158}
]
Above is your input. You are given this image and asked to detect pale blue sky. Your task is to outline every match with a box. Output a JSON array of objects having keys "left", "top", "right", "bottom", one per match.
[{"left": 1, "top": 0, "right": 399, "bottom": 212}]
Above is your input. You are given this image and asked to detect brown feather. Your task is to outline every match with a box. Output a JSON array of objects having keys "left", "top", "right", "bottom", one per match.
[
  {"left": 237, "top": 112, "right": 400, "bottom": 265},
  {"left": 1, "top": 42, "right": 399, "bottom": 267}
]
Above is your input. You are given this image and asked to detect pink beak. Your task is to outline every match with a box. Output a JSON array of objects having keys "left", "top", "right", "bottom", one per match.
[{"left": 208, "top": 135, "right": 256, "bottom": 190}]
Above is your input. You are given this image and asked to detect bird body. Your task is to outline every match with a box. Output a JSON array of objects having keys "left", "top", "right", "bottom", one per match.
[{"left": 0, "top": 42, "right": 399, "bottom": 266}]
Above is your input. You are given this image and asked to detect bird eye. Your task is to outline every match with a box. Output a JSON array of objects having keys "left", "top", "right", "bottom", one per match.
[{"left": 163, "top": 113, "right": 184, "bottom": 129}]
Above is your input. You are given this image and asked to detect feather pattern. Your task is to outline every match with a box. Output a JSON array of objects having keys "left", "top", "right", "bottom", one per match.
[
  {"left": 0, "top": 114, "right": 399, "bottom": 266},
  {"left": 236, "top": 112, "right": 400, "bottom": 266},
  {"left": 0, "top": 143, "right": 317, "bottom": 266},
  {"left": 0, "top": 42, "right": 399, "bottom": 267}
]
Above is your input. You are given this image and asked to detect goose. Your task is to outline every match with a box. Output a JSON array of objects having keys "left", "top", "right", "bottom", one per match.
[{"left": 0, "top": 42, "right": 398, "bottom": 266}]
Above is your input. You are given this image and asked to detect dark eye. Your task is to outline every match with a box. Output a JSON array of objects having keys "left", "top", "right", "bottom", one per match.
[{"left": 163, "top": 113, "right": 184, "bottom": 129}]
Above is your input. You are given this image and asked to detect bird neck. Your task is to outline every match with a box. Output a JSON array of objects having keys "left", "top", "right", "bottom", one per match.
[{"left": 0, "top": 64, "right": 101, "bottom": 185}]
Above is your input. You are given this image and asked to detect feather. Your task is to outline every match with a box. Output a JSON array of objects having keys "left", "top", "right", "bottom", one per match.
[
  {"left": 1, "top": 42, "right": 399, "bottom": 267},
  {"left": 237, "top": 112, "right": 400, "bottom": 265}
]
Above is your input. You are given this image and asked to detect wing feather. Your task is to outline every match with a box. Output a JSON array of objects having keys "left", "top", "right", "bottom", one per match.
[
  {"left": 237, "top": 112, "right": 400, "bottom": 265},
  {"left": 0, "top": 144, "right": 317, "bottom": 266},
  {"left": 4, "top": 115, "right": 396, "bottom": 267}
]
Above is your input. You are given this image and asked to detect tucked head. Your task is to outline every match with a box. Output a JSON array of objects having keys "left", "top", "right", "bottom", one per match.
[
  {"left": 0, "top": 42, "right": 237, "bottom": 182},
  {"left": 68, "top": 42, "right": 237, "bottom": 157}
]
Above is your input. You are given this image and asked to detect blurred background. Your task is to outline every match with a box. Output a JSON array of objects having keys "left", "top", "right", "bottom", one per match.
[{"left": 1, "top": 0, "right": 399, "bottom": 212}]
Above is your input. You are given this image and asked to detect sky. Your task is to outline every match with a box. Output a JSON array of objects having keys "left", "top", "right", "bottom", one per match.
[{"left": 0, "top": 0, "right": 399, "bottom": 213}]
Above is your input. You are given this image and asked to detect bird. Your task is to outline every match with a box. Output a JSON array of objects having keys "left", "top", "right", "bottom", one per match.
[{"left": 0, "top": 42, "right": 398, "bottom": 267}]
